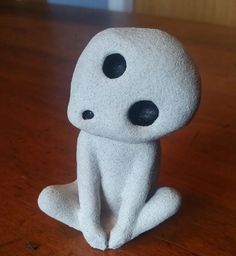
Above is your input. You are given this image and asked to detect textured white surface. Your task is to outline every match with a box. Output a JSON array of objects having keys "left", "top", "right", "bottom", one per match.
[{"left": 38, "top": 27, "right": 200, "bottom": 250}]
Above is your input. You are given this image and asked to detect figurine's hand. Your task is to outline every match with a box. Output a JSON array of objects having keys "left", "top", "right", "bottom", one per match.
[
  {"left": 108, "top": 225, "right": 133, "bottom": 249},
  {"left": 81, "top": 225, "right": 107, "bottom": 250},
  {"left": 79, "top": 213, "right": 107, "bottom": 251}
]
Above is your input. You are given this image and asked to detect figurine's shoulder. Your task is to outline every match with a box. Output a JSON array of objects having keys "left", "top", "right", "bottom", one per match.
[
  {"left": 77, "top": 131, "right": 96, "bottom": 145},
  {"left": 77, "top": 131, "right": 109, "bottom": 148},
  {"left": 78, "top": 130, "right": 155, "bottom": 147}
]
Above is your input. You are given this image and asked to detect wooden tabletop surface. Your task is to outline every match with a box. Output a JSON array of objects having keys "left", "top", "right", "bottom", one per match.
[{"left": 0, "top": 1, "right": 235, "bottom": 255}]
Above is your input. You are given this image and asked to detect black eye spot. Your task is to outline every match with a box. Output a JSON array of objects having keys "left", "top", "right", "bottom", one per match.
[
  {"left": 102, "top": 53, "right": 126, "bottom": 79},
  {"left": 128, "top": 101, "right": 159, "bottom": 126}
]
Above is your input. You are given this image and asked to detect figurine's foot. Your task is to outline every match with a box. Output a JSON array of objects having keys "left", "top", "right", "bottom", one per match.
[
  {"left": 132, "top": 187, "right": 181, "bottom": 239},
  {"left": 38, "top": 181, "right": 80, "bottom": 230},
  {"left": 108, "top": 187, "right": 180, "bottom": 249}
]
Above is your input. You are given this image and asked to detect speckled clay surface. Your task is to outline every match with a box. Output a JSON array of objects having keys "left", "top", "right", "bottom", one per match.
[{"left": 38, "top": 28, "right": 200, "bottom": 250}]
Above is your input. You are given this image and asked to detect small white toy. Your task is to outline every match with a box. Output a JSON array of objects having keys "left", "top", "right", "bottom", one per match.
[{"left": 38, "top": 28, "right": 200, "bottom": 250}]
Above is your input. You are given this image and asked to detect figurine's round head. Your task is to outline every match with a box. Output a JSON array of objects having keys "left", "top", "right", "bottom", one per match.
[{"left": 68, "top": 28, "right": 200, "bottom": 143}]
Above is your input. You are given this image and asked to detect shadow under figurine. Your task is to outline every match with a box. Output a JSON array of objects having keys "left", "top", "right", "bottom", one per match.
[{"left": 38, "top": 28, "right": 200, "bottom": 250}]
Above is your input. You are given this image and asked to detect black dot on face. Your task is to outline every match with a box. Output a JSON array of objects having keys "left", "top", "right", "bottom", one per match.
[
  {"left": 128, "top": 101, "right": 159, "bottom": 126},
  {"left": 82, "top": 110, "right": 94, "bottom": 120},
  {"left": 102, "top": 53, "right": 126, "bottom": 79}
]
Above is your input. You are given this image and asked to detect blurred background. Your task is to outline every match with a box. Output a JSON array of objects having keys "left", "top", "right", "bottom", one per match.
[{"left": 21, "top": 0, "right": 236, "bottom": 27}]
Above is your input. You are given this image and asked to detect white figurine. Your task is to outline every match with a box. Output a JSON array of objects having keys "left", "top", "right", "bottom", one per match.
[{"left": 38, "top": 28, "right": 200, "bottom": 250}]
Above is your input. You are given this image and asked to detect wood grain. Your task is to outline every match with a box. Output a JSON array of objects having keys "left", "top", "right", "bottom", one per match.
[
  {"left": 0, "top": 1, "right": 236, "bottom": 256},
  {"left": 134, "top": 0, "right": 236, "bottom": 27}
]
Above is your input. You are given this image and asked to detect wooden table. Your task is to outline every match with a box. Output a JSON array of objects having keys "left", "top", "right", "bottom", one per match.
[{"left": 0, "top": 1, "right": 235, "bottom": 255}]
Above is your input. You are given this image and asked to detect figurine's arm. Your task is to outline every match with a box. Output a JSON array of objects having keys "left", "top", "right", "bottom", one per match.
[
  {"left": 109, "top": 143, "right": 158, "bottom": 249},
  {"left": 77, "top": 132, "right": 107, "bottom": 250}
]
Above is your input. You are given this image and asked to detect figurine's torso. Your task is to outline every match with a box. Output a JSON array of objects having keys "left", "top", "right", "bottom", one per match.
[{"left": 77, "top": 131, "right": 159, "bottom": 214}]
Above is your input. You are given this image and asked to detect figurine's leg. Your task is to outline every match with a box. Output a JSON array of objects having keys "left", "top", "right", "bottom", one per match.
[
  {"left": 38, "top": 181, "right": 80, "bottom": 230},
  {"left": 132, "top": 187, "right": 181, "bottom": 239}
]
